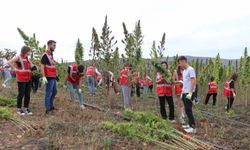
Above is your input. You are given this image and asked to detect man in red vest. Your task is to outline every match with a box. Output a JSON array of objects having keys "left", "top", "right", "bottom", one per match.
[
  {"left": 41, "top": 40, "right": 57, "bottom": 114},
  {"left": 7, "top": 46, "right": 33, "bottom": 115},
  {"left": 204, "top": 77, "right": 218, "bottom": 106},
  {"left": 86, "top": 65, "right": 101, "bottom": 96},
  {"left": 66, "top": 64, "right": 85, "bottom": 109}
]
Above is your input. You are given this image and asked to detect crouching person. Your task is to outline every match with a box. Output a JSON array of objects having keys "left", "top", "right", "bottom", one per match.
[
  {"left": 66, "top": 63, "right": 85, "bottom": 109},
  {"left": 8, "top": 46, "right": 33, "bottom": 115}
]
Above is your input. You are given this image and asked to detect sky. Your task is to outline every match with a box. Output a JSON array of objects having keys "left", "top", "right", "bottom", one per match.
[{"left": 0, "top": 0, "right": 249, "bottom": 61}]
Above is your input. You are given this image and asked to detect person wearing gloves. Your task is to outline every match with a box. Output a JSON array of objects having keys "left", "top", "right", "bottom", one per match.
[
  {"left": 85, "top": 64, "right": 101, "bottom": 96},
  {"left": 143, "top": 74, "right": 152, "bottom": 94},
  {"left": 66, "top": 63, "right": 85, "bottom": 109},
  {"left": 41, "top": 40, "right": 57, "bottom": 114},
  {"left": 105, "top": 70, "right": 120, "bottom": 95},
  {"left": 7, "top": 46, "right": 33, "bottom": 115},
  {"left": 178, "top": 56, "right": 197, "bottom": 133},
  {"left": 204, "top": 77, "right": 218, "bottom": 106},
  {"left": 223, "top": 73, "right": 238, "bottom": 112},
  {"left": 156, "top": 62, "right": 175, "bottom": 122},
  {"left": 2, "top": 55, "right": 12, "bottom": 88},
  {"left": 173, "top": 65, "right": 185, "bottom": 124}
]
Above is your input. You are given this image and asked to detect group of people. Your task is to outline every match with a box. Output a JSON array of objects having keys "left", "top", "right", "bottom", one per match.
[{"left": 1, "top": 40, "right": 238, "bottom": 134}]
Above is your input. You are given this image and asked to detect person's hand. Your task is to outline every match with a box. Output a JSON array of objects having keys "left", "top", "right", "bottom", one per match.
[
  {"left": 41, "top": 77, "right": 48, "bottom": 85},
  {"left": 178, "top": 80, "right": 183, "bottom": 84},
  {"left": 78, "top": 89, "right": 82, "bottom": 93},
  {"left": 233, "top": 92, "right": 236, "bottom": 97},
  {"left": 186, "top": 92, "right": 193, "bottom": 100}
]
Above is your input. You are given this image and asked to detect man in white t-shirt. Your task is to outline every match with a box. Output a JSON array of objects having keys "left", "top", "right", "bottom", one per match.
[{"left": 178, "top": 56, "right": 196, "bottom": 133}]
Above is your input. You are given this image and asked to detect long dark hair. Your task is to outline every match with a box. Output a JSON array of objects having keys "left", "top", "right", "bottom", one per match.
[
  {"left": 177, "top": 65, "right": 182, "bottom": 76},
  {"left": 231, "top": 73, "right": 238, "bottom": 81}
]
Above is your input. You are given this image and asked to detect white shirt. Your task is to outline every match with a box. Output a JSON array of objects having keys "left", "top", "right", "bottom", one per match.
[{"left": 182, "top": 66, "right": 196, "bottom": 93}]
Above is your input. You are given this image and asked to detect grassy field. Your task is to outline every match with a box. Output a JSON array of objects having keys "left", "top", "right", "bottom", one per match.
[{"left": 0, "top": 81, "right": 250, "bottom": 150}]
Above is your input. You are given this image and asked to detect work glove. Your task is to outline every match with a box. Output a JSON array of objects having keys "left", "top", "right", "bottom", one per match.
[
  {"left": 41, "top": 77, "right": 48, "bottom": 85},
  {"left": 178, "top": 80, "right": 183, "bottom": 84},
  {"left": 233, "top": 92, "right": 236, "bottom": 97},
  {"left": 78, "top": 88, "right": 82, "bottom": 93},
  {"left": 186, "top": 92, "right": 193, "bottom": 100}
]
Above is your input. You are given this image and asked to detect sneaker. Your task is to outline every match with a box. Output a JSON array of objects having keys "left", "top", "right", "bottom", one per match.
[
  {"left": 170, "top": 120, "right": 176, "bottom": 123},
  {"left": 80, "top": 105, "right": 85, "bottom": 109},
  {"left": 51, "top": 107, "right": 58, "bottom": 111},
  {"left": 182, "top": 124, "right": 190, "bottom": 129},
  {"left": 17, "top": 109, "right": 25, "bottom": 116},
  {"left": 184, "top": 127, "right": 196, "bottom": 133},
  {"left": 2, "top": 83, "right": 6, "bottom": 88},
  {"left": 25, "top": 108, "right": 33, "bottom": 115}
]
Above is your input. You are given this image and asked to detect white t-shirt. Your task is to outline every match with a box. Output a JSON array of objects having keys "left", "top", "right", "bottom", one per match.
[{"left": 182, "top": 66, "right": 196, "bottom": 93}]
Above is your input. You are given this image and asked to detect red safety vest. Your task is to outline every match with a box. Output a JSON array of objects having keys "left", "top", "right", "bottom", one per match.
[
  {"left": 148, "top": 80, "right": 153, "bottom": 86},
  {"left": 223, "top": 80, "right": 234, "bottom": 97},
  {"left": 96, "top": 74, "right": 102, "bottom": 81},
  {"left": 43, "top": 50, "right": 57, "bottom": 77},
  {"left": 15, "top": 55, "right": 32, "bottom": 82},
  {"left": 119, "top": 68, "right": 131, "bottom": 86},
  {"left": 86, "top": 66, "right": 96, "bottom": 76},
  {"left": 67, "top": 64, "right": 81, "bottom": 85},
  {"left": 156, "top": 73, "right": 172, "bottom": 96},
  {"left": 208, "top": 81, "right": 217, "bottom": 93},
  {"left": 133, "top": 72, "right": 139, "bottom": 83},
  {"left": 174, "top": 72, "right": 183, "bottom": 95}
]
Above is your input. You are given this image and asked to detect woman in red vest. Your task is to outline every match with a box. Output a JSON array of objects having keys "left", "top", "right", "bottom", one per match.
[
  {"left": 119, "top": 64, "right": 132, "bottom": 109},
  {"left": 173, "top": 65, "right": 185, "bottom": 124},
  {"left": 156, "top": 62, "right": 175, "bottom": 122},
  {"left": 66, "top": 64, "right": 85, "bottom": 109},
  {"left": 223, "top": 73, "right": 238, "bottom": 111},
  {"left": 7, "top": 46, "right": 33, "bottom": 115},
  {"left": 133, "top": 71, "right": 140, "bottom": 97},
  {"left": 204, "top": 77, "right": 218, "bottom": 106}
]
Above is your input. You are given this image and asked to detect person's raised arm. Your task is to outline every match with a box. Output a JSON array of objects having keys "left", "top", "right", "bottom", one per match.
[{"left": 7, "top": 56, "right": 19, "bottom": 71}]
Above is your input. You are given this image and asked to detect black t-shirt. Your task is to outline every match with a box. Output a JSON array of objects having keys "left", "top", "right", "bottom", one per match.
[
  {"left": 41, "top": 54, "right": 56, "bottom": 80},
  {"left": 229, "top": 80, "right": 234, "bottom": 89}
]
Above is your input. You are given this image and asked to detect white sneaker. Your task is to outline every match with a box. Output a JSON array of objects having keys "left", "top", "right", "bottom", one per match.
[
  {"left": 182, "top": 124, "right": 190, "bottom": 129},
  {"left": 179, "top": 118, "right": 185, "bottom": 125},
  {"left": 80, "top": 105, "right": 85, "bottom": 109},
  {"left": 170, "top": 120, "right": 176, "bottom": 123},
  {"left": 2, "top": 83, "right": 6, "bottom": 88},
  {"left": 184, "top": 127, "right": 196, "bottom": 133},
  {"left": 17, "top": 109, "right": 25, "bottom": 116},
  {"left": 25, "top": 108, "right": 33, "bottom": 115}
]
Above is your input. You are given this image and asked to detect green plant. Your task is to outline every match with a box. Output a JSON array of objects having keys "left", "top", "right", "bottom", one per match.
[
  {"left": 0, "top": 107, "right": 14, "bottom": 120},
  {"left": 0, "top": 96, "right": 16, "bottom": 107}
]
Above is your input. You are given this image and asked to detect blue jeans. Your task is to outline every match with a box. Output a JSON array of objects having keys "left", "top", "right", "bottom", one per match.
[
  {"left": 67, "top": 81, "right": 84, "bottom": 105},
  {"left": 143, "top": 86, "right": 149, "bottom": 94},
  {"left": 3, "top": 68, "right": 12, "bottom": 86},
  {"left": 45, "top": 79, "right": 57, "bottom": 111},
  {"left": 87, "top": 76, "right": 96, "bottom": 95},
  {"left": 121, "top": 85, "right": 131, "bottom": 108}
]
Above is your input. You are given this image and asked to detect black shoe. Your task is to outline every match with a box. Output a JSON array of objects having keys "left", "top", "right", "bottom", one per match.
[
  {"left": 25, "top": 108, "right": 33, "bottom": 115},
  {"left": 17, "top": 109, "right": 25, "bottom": 116},
  {"left": 51, "top": 107, "right": 58, "bottom": 111}
]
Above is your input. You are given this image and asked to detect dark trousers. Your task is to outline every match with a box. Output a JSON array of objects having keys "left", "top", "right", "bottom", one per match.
[
  {"left": 31, "top": 75, "right": 40, "bottom": 93},
  {"left": 135, "top": 83, "right": 140, "bottom": 97},
  {"left": 158, "top": 95, "right": 175, "bottom": 120},
  {"left": 149, "top": 85, "right": 153, "bottom": 93},
  {"left": 182, "top": 93, "right": 195, "bottom": 128},
  {"left": 204, "top": 93, "right": 217, "bottom": 105},
  {"left": 17, "top": 82, "right": 31, "bottom": 108},
  {"left": 227, "top": 97, "right": 234, "bottom": 111}
]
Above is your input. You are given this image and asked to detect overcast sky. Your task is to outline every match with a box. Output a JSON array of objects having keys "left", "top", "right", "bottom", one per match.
[{"left": 0, "top": 0, "right": 249, "bottom": 61}]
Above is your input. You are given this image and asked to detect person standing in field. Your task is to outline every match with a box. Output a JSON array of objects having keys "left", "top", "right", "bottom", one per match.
[
  {"left": 41, "top": 40, "right": 57, "bottom": 114},
  {"left": 66, "top": 63, "right": 85, "bottom": 109},
  {"left": 143, "top": 74, "right": 152, "bottom": 95},
  {"left": 119, "top": 64, "right": 132, "bottom": 110},
  {"left": 204, "top": 77, "right": 218, "bottom": 106},
  {"left": 31, "top": 65, "right": 41, "bottom": 93},
  {"left": 85, "top": 64, "right": 101, "bottom": 96},
  {"left": 133, "top": 71, "right": 141, "bottom": 97},
  {"left": 173, "top": 65, "right": 185, "bottom": 124},
  {"left": 7, "top": 46, "right": 33, "bottom": 115},
  {"left": 178, "top": 56, "right": 196, "bottom": 133},
  {"left": 2, "top": 55, "right": 12, "bottom": 88},
  {"left": 156, "top": 62, "right": 175, "bottom": 122},
  {"left": 223, "top": 73, "right": 238, "bottom": 112}
]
